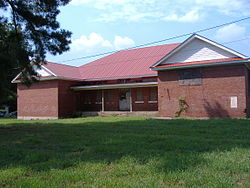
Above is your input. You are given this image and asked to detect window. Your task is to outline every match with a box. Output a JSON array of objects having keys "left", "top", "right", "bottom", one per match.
[
  {"left": 107, "top": 89, "right": 113, "bottom": 103},
  {"left": 136, "top": 88, "right": 143, "bottom": 102},
  {"left": 179, "top": 69, "right": 202, "bottom": 86},
  {"left": 84, "top": 94, "right": 91, "bottom": 104},
  {"left": 149, "top": 87, "right": 157, "bottom": 102},
  {"left": 230, "top": 96, "right": 238, "bottom": 108},
  {"left": 96, "top": 90, "right": 102, "bottom": 104}
]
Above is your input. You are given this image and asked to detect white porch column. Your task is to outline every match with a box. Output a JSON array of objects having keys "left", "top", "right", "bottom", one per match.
[{"left": 102, "top": 90, "right": 104, "bottom": 112}]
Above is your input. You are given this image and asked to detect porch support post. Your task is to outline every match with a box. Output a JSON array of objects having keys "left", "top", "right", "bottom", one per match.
[
  {"left": 130, "top": 88, "right": 133, "bottom": 112},
  {"left": 102, "top": 89, "right": 104, "bottom": 112}
]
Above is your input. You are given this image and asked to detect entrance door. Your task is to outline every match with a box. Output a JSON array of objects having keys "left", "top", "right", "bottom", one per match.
[{"left": 119, "top": 88, "right": 130, "bottom": 111}]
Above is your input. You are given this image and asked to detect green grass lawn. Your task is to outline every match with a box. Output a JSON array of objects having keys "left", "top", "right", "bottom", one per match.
[{"left": 0, "top": 117, "right": 250, "bottom": 188}]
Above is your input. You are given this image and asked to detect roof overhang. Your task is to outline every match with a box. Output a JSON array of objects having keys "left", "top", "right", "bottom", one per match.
[
  {"left": 11, "top": 76, "right": 82, "bottom": 84},
  {"left": 151, "top": 59, "right": 250, "bottom": 71},
  {"left": 71, "top": 82, "right": 158, "bottom": 91},
  {"left": 12, "top": 74, "right": 157, "bottom": 84}
]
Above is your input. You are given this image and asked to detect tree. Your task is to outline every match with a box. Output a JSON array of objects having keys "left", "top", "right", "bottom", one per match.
[{"left": 0, "top": 0, "right": 72, "bottom": 109}]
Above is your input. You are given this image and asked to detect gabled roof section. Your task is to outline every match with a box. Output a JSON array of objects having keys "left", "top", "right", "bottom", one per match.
[
  {"left": 151, "top": 34, "right": 247, "bottom": 68},
  {"left": 43, "top": 62, "right": 81, "bottom": 80},
  {"left": 11, "top": 62, "right": 81, "bottom": 83},
  {"left": 11, "top": 64, "right": 57, "bottom": 83},
  {"left": 78, "top": 43, "right": 180, "bottom": 80},
  {"left": 12, "top": 43, "right": 180, "bottom": 83}
]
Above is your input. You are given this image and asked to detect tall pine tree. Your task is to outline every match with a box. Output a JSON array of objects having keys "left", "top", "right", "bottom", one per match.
[{"left": 0, "top": 0, "right": 72, "bottom": 109}]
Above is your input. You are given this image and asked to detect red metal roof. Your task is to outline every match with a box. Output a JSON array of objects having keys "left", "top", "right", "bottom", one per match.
[
  {"left": 44, "top": 43, "right": 180, "bottom": 80},
  {"left": 43, "top": 44, "right": 245, "bottom": 81},
  {"left": 78, "top": 43, "right": 180, "bottom": 80},
  {"left": 44, "top": 62, "right": 81, "bottom": 80},
  {"left": 154, "top": 57, "right": 244, "bottom": 69}
]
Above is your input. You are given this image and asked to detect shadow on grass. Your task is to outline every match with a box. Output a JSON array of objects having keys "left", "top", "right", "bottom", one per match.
[{"left": 0, "top": 117, "right": 250, "bottom": 173}]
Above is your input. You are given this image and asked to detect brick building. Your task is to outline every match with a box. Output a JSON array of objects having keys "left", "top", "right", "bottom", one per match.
[{"left": 12, "top": 34, "right": 250, "bottom": 119}]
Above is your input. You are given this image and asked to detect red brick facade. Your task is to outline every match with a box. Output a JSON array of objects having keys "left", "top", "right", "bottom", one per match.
[
  {"left": 247, "top": 70, "right": 250, "bottom": 117},
  {"left": 16, "top": 65, "right": 250, "bottom": 119},
  {"left": 158, "top": 65, "right": 249, "bottom": 118},
  {"left": 17, "top": 80, "right": 81, "bottom": 119},
  {"left": 58, "top": 80, "right": 80, "bottom": 117},
  {"left": 17, "top": 80, "right": 59, "bottom": 119},
  {"left": 17, "top": 81, "right": 158, "bottom": 119},
  {"left": 131, "top": 87, "right": 158, "bottom": 111}
]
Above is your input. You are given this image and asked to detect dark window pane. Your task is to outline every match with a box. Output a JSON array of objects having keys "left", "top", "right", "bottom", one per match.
[
  {"left": 150, "top": 87, "right": 157, "bottom": 101},
  {"left": 107, "top": 90, "right": 113, "bottom": 102},
  {"left": 179, "top": 69, "right": 202, "bottom": 86},
  {"left": 136, "top": 88, "right": 143, "bottom": 101},
  {"left": 96, "top": 90, "right": 102, "bottom": 102}
]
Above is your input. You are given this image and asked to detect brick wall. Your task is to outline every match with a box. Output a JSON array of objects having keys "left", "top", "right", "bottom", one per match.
[
  {"left": 58, "top": 80, "right": 79, "bottom": 117},
  {"left": 79, "top": 90, "right": 102, "bottom": 111},
  {"left": 104, "top": 89, "right": 119, "bottom": 111},
  {"left": 17, "top": 80, "right": 80, "bottom": 119},
  {"left": 17, "top": 80, "right": 59, "bottom": 119},
  {"left": 131, "top": 87, "right": 158, "bottom": 111},
  {"left": 158, "top": 65, "right": 248, "bottom": 118},
  {"left": 246, "top": 70, "right": 250, "bottom": 118}
]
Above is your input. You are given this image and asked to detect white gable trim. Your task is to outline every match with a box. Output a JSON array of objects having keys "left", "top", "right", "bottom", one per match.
[
  {"left": 152, "top": 34, "right": 247, "bottom": 67},
  {"left": 41, "top": 65, "right": 57, "bottom": 77},
  {"left": 11, "top": 72, "right": 22, "bottom": 83},
  {"left": 11, "top": 64, "right": 57, "bottom": 83}
]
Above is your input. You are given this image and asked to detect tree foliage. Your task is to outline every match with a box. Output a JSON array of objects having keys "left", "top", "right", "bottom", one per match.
[{"left": 0, "top": 0, "right": 72, "bottom": 108}]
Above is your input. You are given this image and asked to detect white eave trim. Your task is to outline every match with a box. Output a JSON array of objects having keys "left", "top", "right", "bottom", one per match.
[
  {"left": 71, "top": 82, "right": 158, "bottom": 90},
  {"left": 11, "top": 72, "right": 22, "bottom": 83},
  {"left": 151, "top": 59, "right": 250, "bottom": 71},
  {"left": 151, "top": 34, "right": 248, "bottom": 68},
  {"left": 41, "top": 65, "right": 57, "bottom": 76}
]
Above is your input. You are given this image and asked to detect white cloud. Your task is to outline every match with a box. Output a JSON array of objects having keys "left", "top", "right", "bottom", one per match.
[
  {"left": 194, "top": 0, "right": 250, "bottom": 16},
  {"left": 70, "top": 0, "right": 92, "bottom": 5},
  {"left": 70, "top": 0, "right": 250, "bottom": 22},
  {"left": 114, "top": 36, "right": 135, "bottom": 50},
  {"left": 162, "top": 9, "right": 202, "bottom": 22},
  {"left": 71, "top": 33, "right": 135, "bottom": 52},
  {"left": 215, "top": 24, "right": 246, "bottom": 42},
  {"left": 71, "top": 33, "right": 112, "bottom": 52}
]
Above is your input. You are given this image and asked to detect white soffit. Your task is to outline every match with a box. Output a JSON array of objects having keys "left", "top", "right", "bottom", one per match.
[{"left": 153, "top": 34, "right": 247, "bottom": 67}]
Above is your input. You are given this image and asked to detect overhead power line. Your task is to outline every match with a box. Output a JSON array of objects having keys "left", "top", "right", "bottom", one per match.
[{"left": 60, "top": 16, "right": 250, "bottom": 63}]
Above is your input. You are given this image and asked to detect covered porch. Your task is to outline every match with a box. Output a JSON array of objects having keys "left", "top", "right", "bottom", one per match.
[{"left": 71, "top": 82, "right": 158, "bottom": 112}]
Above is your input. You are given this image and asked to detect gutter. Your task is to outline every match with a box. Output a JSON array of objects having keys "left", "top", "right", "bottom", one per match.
[
  {"left": 71, "top": 82, "right": 158, "bottom": 90},
  {"left": 11, "top": 76, "right": 82, "bottom": 84},
  {"left": 12, "top": 74, "right": 157, "bottom": 84},
  {"left": 151, "top": 59, "right": 250, "bottom": 71}
]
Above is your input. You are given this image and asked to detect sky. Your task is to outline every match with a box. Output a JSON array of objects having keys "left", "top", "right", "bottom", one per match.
[{"left": 46, "top": 0, "right": 250, "bottom": 67}]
